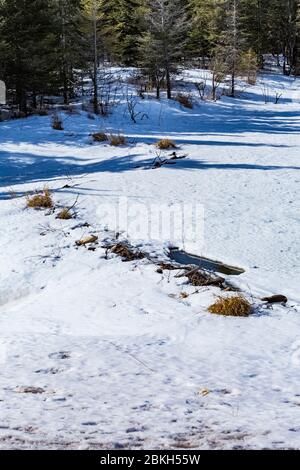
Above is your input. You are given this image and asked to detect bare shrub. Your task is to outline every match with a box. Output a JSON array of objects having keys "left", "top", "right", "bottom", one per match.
[
  {"left": 210, "top": 52, "right": 227, "bottom": 101},
  {"left": 274, "top": 91, "right": 283, "bottom": 104},
  {"left": 125, "top": 89, "right": 148, "bottom": 123},
  {"left": 98, "top": 70, "right": 121, "bottom": 116},
  {"left": 195, "top": 79, "right": 208, "bottom": 100},
  {"left": 175, "top": 93, "right": 193, "bottom": 109},
  {"left": 261, "top": 82, "right": 270, "bottom": 104}
]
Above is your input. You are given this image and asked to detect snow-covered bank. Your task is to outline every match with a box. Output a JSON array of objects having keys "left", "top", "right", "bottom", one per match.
[{"left": 0, "top": 71, "right": 300, "bottom": 449}]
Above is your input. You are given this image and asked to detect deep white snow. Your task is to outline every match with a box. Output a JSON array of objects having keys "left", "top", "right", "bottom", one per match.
[{"left": 0, "top": 70, "right": 299, "bottom": 449}]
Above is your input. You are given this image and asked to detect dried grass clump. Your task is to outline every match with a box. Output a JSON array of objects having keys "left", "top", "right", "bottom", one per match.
[
  {"left": 108, "top": 134, "right": 126, "bottom": 146},
  {"left": 26, "top": 188, "right": 54, "bottom": 209},
  {"left": 92, "top": 131, "right": 108, "bottom": 142},
  {"left": 56, "top": 208, "right": 72, "bottom": 220},
  {"left": 51, "top": 114, "right": 64, "bottom": 130},
  {"left": 175, "top": 93, "right": 193, "bottom": 109},
  {"left": 156, "top": 139, "right": 177, "bottom": 150},
  {"left": 187, "top": 269, "right": 224, "bottom": 288},
  {"left": 208, "top": 295, "right": 251, "bottom": 317},
  {"left": 108, "top": 243, "right": 145, "bottom": 262}
]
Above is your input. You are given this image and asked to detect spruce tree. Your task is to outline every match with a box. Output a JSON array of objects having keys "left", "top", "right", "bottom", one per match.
[
  {"left": 53, "top": 0, "right": 85, "bottom": 104},
  {"left": 141, "top": 0, "right": 188, "bottom": 99},
  {"left": 0, "top": 0, "right": 56, "bottom": 112},
  {"left": 187, "top": 0, "right": 224, "bottom": 67},
  {"left": 101, "top": 0, "right": 144, "bottom": 65},
  {"left": 239, "top": 0, "right": 270, "bottom": 67},
  {"left": 82, "top": 0, "right": 105, "bottom": 114},
  {"left": 216, "top": 0, "right": 243, "bottom": 97}
]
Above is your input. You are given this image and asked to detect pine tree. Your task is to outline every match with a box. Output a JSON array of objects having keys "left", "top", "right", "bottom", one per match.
[
  {"left": 2, "top": 0, "right": 300, "bottom": 110},
  {"left": 53, "top": 0, "right": 85, "bottom": 104},
  {"left": 239, "top": 49, "right": 258, "bottom": 84},
  {"left": 187, "top": 0, "right": 224, "bottom": 67},
  {"left": 280, "top": 0, "right": 298, "bottom": 75},
  {"left": 141, "top": 0, "right": 188, "bottom": 99},
  {"left": 82, "top": 0, "right": 105, "bottom": 114},
  {"left": 0, "top": 0, "right": 56, "bottom": 112},
  {"left": 216, "top": 0, "right": 243, "bottom": 97},
  {"left": 239, "top": 0, "right": 269, "bottom": 67},
  {"left": 101, "top": 0, "right": 144, "bottom": 65},
  {"left": 261, "top": 0, "right": 298, "bottom": 75}
]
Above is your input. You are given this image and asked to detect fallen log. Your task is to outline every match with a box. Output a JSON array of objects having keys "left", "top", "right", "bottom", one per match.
[{"left": 261, "top": 295, "right": 288, "bottom": 304}]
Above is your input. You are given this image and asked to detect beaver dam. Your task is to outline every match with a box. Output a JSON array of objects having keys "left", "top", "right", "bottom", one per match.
[{"left": 169, "top": 249, "right": 245, "bottom": 276}]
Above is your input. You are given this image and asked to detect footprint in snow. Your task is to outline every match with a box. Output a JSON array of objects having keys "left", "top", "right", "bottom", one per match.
[
  {"left": 15, "top": 386, "right": 46, "bottom": 394},
  {"left": 35, "top": 367, "right": 62, "bottom": 375},
  {"left": 49, "top": 351, "right": 71, "bottom": 360}
]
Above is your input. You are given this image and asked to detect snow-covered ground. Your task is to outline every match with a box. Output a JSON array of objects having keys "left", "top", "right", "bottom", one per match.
[{"left": 0, "top": 70, "right": 300, "bottom": 449}]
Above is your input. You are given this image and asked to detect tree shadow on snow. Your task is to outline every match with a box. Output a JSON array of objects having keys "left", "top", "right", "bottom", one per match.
[
  {"left": 1, "top": 98, "right": 300, "bottom": 198},
  {"left": 1, "top": 149, "right": 300, "bottom": 200}
]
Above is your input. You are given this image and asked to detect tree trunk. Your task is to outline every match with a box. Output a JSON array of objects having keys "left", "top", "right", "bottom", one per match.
[
  {"left": 93, "top": 13, "right": 99, "bottom": 115},
  {"left": 212, "top": 74, "right": 216, "bottom": 101},
  {"left": 63, "top": 67, "right": 69, "bottom": 104},
  {"left": 156, "top": 83, "right": 160, "bottom": 99},
  {"left": 16, "top": 84, "right": 27, "bottom": 114},
  {"left": 166, "top": 67, "right": 171, "bottom": 99},
  {"left": 32, "top": 91, "right": 37, "bottom": 109},
  {"left": 231, "top": 69, "right": 235, "bottom": 98}
]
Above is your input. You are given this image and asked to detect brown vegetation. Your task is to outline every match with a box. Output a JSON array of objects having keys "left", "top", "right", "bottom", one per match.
[
  {"left": 208, "top": 295, "right": 252, "bottom": 317},
  {"left": 156, "top": 139, "right": 177, "bottom": 150},
  {"left": 26, "top": 187, "right": 54, "bottom": 209}
]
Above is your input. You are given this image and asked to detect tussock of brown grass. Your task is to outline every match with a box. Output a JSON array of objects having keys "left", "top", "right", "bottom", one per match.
[
  {"left": 108, "top": 134, "right": 126, "bottom": 146},
  {"left": 159, "top": 262, "right": 180, "bottom": 271},
  {"left": 208, "top": 295, "right": 251, "bottom": 317},
  {"left": 175, "top": 93, "right": 193, "bottom": 109},
  {"left": 56, "top": 208, "right": 72, "bottom": 220},
  {"left": 186, "top": 269, "right": 224, "bottom": 287},
  {"left": 92, "top": 132, "right": 108, "bottom": 142},
  {"left": 108, "top": 243, "right": 145, "bottom": 262},
  {"left": 156, "top": 139, "right": 177, "bottom": 150},
  {"left": 26, "top": 188, "right": 54, "bottom": 209}
]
